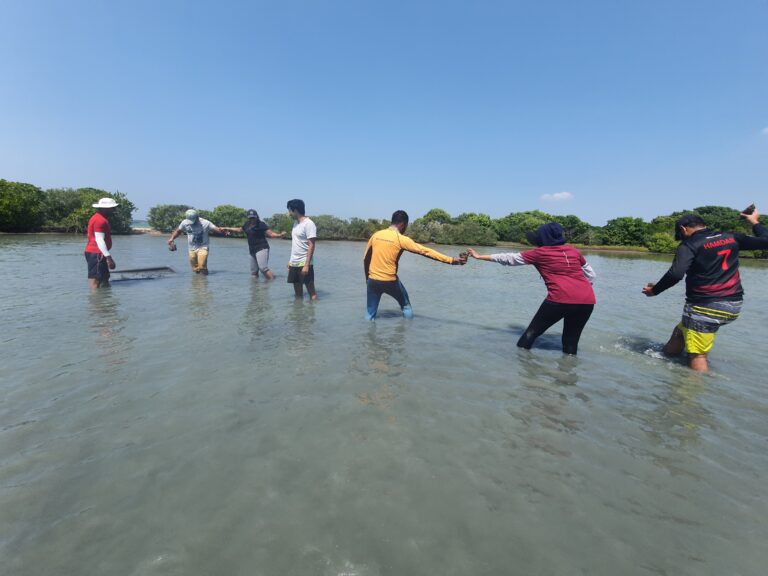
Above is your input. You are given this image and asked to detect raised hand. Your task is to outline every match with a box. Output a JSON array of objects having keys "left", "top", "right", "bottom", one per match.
[{"left": 741, "top": 207, "right": 760, "bottom": 226}]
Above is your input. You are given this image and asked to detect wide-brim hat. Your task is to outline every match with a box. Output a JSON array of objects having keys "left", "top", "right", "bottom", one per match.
[{"left": 92, "top": 198, "right": 119, "bottom": 209}]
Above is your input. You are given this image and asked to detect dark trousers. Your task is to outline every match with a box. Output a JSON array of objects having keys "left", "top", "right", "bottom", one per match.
[
  {"left": 518, "top": 300, "right": 594, "bottom": 355},
  {"left": 366, "top": 279, "right": 413, "bottom": 320}
]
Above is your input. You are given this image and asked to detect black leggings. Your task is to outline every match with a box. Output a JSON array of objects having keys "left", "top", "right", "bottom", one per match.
[{"left": 517, "top": 300, "right": 594, "bottom": 355}]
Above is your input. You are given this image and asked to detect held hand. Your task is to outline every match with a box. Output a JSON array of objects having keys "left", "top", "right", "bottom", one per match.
[
  {"left": 106, "top": 256, "right": 116, "bottom": 270},
  {"left": 452, "top": 257, "right": 466, "bottom": 266},
  {"left": 741, "top": 208, "right": 760, "bottom": 226},
  {"left": 642, "top": 283, "right": 656, "bottom": 297},
  {"left": 466, "top": 248, "right": 481, "bottom": 259}
]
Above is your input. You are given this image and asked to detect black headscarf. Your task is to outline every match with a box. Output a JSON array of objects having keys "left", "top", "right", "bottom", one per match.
[{"left": 526, "top": 222, "right": 566, "bottom": 247}]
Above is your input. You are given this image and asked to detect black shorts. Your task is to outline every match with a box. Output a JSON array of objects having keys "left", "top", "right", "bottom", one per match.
[
  {"left": 287, "top": 265, "right": 314, "bottom": 285},
  {"left": 85, "top": 252, "right": 110, "bottom": 281}
]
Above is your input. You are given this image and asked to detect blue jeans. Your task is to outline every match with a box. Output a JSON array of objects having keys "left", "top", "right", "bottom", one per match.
[{"left": 366, "top": 279, "right": 413, "bottom": 320}]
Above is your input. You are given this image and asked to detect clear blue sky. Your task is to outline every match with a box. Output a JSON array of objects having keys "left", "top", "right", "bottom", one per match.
[{"left": 1, "top": 0, "right": 766, "bottom": 224}]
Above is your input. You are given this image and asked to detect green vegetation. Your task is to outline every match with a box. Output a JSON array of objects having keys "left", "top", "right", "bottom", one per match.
[
  {"left": 166, "top": 203, "right": 759, "bottom": 255},
  {"left": 1, "top": 178, "right": 762, "bottom": 258},
  {"left": 0, "top": 180, "right": 45, "bottom": 232},
  {"left": 1, "top": 180, "right": 136, "bottom": 233},
  {"left": 147, "top": 204, "right": 192, "bottom": 233}
]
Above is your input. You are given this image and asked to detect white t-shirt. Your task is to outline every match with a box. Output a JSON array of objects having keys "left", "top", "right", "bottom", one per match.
[
  {"left": 289, "top": 217, "right": 317, "bottom": 266},
  {"left": 178, "top": 218, "right": 214, "bottom": 250}
]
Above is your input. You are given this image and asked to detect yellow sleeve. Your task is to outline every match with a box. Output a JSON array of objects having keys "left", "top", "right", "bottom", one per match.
[{"left": 398, "top": 234, "right": 454, "bottom": 264}]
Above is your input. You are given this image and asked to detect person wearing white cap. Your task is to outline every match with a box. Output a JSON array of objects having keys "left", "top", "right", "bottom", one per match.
[
  {"left": 84, "top": 198, "right": 119, "bottom": 289},
  {"left": 167, "top": 209, "right": 230, "bottom": 275}
]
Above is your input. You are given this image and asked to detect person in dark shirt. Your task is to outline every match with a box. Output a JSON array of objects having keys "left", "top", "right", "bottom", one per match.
[
  {"left": 239, "top": 209, "right": 285, "bottom": 280},
  {"left": 642, "top": 208, "right": 768, "bottom": 372}
]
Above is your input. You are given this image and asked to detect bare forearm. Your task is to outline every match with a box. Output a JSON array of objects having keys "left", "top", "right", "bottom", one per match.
[{"left": 305, "top": 241, "right": 316, "bottom": 265}]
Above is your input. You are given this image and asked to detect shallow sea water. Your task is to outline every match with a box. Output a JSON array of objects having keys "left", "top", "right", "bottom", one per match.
[{"left": 1, "top": 234, "right": 767, "bottom": 576}]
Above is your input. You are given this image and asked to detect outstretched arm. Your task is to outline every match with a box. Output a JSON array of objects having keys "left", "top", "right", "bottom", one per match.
[
  {"left": 266, "top": 228, "right": 286, "bottom": 238},
  {"left": 468, "top": 248, "right": 526, "bottom": 266},
  {"left": 210, "top": 225, "right": 231, "bottom": 235},
  {"left": 399, "top": 235, "right": 464, "bottom": 265},
  {"left": 643, "top": 243, "right": 694, "bottom": 297}
]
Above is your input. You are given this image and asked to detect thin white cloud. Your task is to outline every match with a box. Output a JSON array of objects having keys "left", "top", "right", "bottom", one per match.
[
  {"left": 762, "top": 126, "right": 768, "bottom": 136},
  {"left": 541, "top": 191, "right": 574, "bottom": 202}
]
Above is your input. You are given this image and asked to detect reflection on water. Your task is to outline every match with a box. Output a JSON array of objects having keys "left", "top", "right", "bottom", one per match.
[
  {"left": 518, "top": 351, "right": 580, "bottom": 387},
  {"left": 189, "top": 275, "right": 212, "bottom": 319},
  {"left": 283, "top": 299, "right": 316, "bottom": 358},
  {"left": 352, "top": 322, "right": 407, "bottom": 377},
  {"left": 515, "top": 352, "right": 584, "bottom": 438},
  {"left": 87, "top": 289, "right": 131, "bottom": 372},
  {"left": 636, "top": 374, "right": 712, "bottom": 450},
  {"left": 240, "top": 282, "right": 276, "bottom": 347}
]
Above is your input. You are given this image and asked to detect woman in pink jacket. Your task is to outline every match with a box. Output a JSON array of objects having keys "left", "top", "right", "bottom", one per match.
[{"left": 468, "top": 222, "right": 596, "bottom": 355}]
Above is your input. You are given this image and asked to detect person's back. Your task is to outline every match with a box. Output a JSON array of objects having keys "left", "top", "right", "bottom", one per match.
[
  {"left": 680, "top": 229, "right": 742, "bottom": 302},
  {"left": 366, "top": 228, "right": 406, "bottom": 281},
  {"left": 363, "top": 211, "right": 464, "bottom": 320},
  {"left": 366, "top": 226, "right": 455, "bottom": 282},
  {"left": 468, "top": 222, "right": 596, "bottom": 354},
  {"left": 521, "top": 244, "right": 596, "bottom": 305},
  {"left": 643, "top": 210, "right": 768, "bottom": 372}
]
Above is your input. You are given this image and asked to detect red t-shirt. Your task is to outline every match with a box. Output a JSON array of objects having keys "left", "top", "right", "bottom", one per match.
[
  {"left": 85, "top": 212, "right": 112, "bottom": 254},
  {"left": 521, "top": 245, "right": 596, "bottom": 304}
]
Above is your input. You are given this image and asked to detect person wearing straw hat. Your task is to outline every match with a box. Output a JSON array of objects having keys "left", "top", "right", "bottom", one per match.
[
  {"left": 84, "top": 197, "right": 119, "bottom": 289},
  {"left": 167, "top": 209, "right": 230, "bottom": 275}
]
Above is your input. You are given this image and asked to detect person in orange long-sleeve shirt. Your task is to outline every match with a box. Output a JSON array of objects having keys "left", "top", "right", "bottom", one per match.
[{"left": 363, "top": 210, "right": 466, "bottom": 320}]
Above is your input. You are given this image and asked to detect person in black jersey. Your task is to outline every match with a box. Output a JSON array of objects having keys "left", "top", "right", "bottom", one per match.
[
  {"left": 238, "top": 209, "right": 286, "bottom": 280},
  {"left": 642, "top": 207, "right": 768, "bottom": 372}
]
